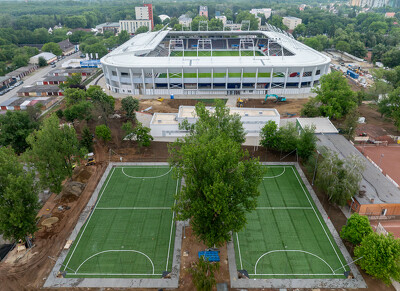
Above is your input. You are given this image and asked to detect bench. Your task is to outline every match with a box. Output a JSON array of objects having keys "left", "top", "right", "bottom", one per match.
[{"left": 198, "top": 251, "right": 220, "bottom": 262}]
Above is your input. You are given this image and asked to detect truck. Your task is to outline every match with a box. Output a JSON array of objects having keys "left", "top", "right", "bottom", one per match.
[{"left": 346, "top": 69, "right": 359, "bottom": 79}]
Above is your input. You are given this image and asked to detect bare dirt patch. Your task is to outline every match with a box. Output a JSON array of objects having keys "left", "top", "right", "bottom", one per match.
[
  {"left": 242, "top": 98, "right": 309, "bottom": 116},
  {"left": 357, "top": 103, "right": 399, "bottom": 138}
]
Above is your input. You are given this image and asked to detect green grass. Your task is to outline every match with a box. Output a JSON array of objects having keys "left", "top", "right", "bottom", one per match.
[
  {"left": 61, "top": 166, "right": 178, "bottom": 278},
  {"left": 234, "top": 165, "right": 349, "bottom": 279},
  {"left": 170, "top": 50, "right": 264, "bottom": 57}
]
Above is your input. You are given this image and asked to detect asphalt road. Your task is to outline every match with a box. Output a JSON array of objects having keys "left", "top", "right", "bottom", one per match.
[{"left": 0, "top": 52, "right": 80, "bottom": 104}]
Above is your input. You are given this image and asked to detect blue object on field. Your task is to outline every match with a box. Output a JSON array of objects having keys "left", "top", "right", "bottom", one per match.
[
  {"left": 170, "top": 94, "right": 174, "bottom": 99},
  {"left": 198, "top": 251, "right": 220, "bottom": 262}
]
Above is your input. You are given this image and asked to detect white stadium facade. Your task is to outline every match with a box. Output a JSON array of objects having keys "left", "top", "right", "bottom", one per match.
[{"left": 100, "top": 29, "right": 331, "bottom": 96}]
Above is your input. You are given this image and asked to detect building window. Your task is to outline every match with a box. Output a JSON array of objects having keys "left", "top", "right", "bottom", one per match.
[
  {"left": 112, "top": 71, "right": 117, "bottom": 76},
  {"left": 121, "top": 72, "right": 129, "bottom": 76},
  {"left": 316, "top": 70, "right": 321, "bottom": 75}
]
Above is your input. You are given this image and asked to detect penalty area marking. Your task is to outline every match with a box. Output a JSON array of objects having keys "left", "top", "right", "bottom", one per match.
[
  {"left": 121, "top": 167, "right": 173, "bottom": 179},
  {"left": 256, "top": 207, "right": 313, "bottom": 210},
  {"left": 74, "top": 249, "right": 155, "bottom": 275},
  {"left": 96, "top": 207, "right": 170, "bottom": 210},
  {"left": 263, "top": 167, "right": 286, "bottom": 179},
  {"left": 254, "top": 249, "right": 335, "bottom": 275},
  {"left": 165, "top": 178, "right": 179, "bottom": 271},
  {"left": 71, "top": 273, "right": 162, "bottom": 276}
]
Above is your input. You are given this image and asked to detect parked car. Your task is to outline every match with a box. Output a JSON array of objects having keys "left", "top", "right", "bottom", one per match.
[{"left": 51, "top": 64, "right": 56, "bottom": 68}]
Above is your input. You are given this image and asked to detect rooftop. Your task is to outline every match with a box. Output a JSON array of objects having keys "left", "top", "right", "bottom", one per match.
[
  {"left": 17, "top": 85, "right": 61, "bottom": 93},
  {"left": 151, "top": 113, "right": 179, "bottom": 125},
  {"left": 297, "top": 117, "right": 339, "bottom": 134},
  {"left": 58, "top": 39, "right": 75, "bottom": 52},
  {"left": 101, "top": 30, "right": 330, "bottom": 69},
  {"left": 31, "top": 52, "right": 56, "bottom": 61},
  {"left": 177, "top": 106, "right": 280, "bottom": 119}
]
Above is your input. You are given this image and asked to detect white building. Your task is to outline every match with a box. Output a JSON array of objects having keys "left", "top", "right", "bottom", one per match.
[
  {"left": 150, "top": 106, "right": 280, "bottom": 138},
  {"left": 215, "top": 15, "right": 227, "bottom": 25},
  {"left": 282, "top": 16, "right": 302, "bottom": 30},
  {"left": 349, "top": 0, "right": 389, "bottom": 8},
  {"left": 119, "top": 20, "right": 152, "bottom": 34},
  {"left": 135, "top": 6, "right": 150, "bottom": 20},
  {"left": 178, "top": 15, "right": 193, "bottom": 26},
  {"left": 29, "top": 52, "right": 57, "bottom": 65},
  {"left": 250, "top": 8, "right": 272, "bottom": 19},
  {"left": 159, "top": 14, "right": 170, "bottom": 22}
]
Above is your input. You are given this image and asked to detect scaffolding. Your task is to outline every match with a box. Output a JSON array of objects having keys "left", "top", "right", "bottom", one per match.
[
  {"left": 169, "top": 39, "right": 185, "bottom": 58},
  {"left": 197, "top": 39, "right": 212, "bottom": 57}
]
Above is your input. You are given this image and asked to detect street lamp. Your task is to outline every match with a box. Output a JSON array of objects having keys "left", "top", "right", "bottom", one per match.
[
  {"left": 312, "top": 150, "right": 321, "bottom": 186},
  {"left": 379, "top": 153, "right": 384, "bottom": 169}
]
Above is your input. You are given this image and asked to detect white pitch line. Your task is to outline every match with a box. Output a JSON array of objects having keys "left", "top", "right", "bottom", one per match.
[
  {"left": 166, "top": 178, "right": 179, "bottom": 271},
  {"left": 236, "top": 233, "right": 243, "bottom": 270},
  {"left": 64, "top": 167, "right": 116, "bottom": 271},
  {"left": 291, "top": 167, "right": 345, "bottom": 270},
  {"left": 72, "top": 273, "right": 162, "bottom": 276},
  {"left": 121, "top": 167, "right": 172, "bottom": 179},
  {"left": 256, "top": 207, "right": 313, "bottom": 210},
  {"left": 249, "top": 273, "right": 343, "bottom": 276},
  {"left": 96, "top": 207, "right": 170, "bottom": 210},
  {"left": 254, "top": 249, "right": 335, "bottom": 275},
  {"left": 263, "top": 167, "right": 286, "bottom": 179}
]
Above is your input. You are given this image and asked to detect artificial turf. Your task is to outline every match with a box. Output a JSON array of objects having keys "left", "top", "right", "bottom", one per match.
[
  {"left": 61, "top": 166, "right": 178, "bottom": 278},
  {"left": 233, "top": 165, "right": 349, "bottom": 279}
]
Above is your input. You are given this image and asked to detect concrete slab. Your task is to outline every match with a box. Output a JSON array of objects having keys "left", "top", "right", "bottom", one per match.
[{"left": 44, "top": 162, "right": 182, "bottom": 289}]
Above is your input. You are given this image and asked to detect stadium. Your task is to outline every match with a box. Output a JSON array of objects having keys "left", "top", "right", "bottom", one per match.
[{"left": 100, "top": 28, "right": 331, "bottom": 96}]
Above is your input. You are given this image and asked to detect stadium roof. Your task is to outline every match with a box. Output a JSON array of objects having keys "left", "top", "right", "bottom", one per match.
[{"left": 101, "top": 30, "right": 331, "bottom": 69}]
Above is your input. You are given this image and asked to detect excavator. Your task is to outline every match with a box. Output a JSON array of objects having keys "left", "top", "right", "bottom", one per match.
[
  {"left": 264, "top": 94, "right": 286, "bottom": 103},
  {"left": 237, "top": 98, "right": 244, "bottom": 107}
]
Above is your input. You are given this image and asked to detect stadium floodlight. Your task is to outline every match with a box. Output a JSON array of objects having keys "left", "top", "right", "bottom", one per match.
[
  {"left": 239, "top": 38, "right": 255, "bottom": 58},
  {"left": 199, "top": 21, "right": 208, "bottom": 31},
  {"left": 169, "top": 39, "right": 185, "bottom": 58},
  {"left": 197, "top": 38, "right": 212, "bottom": 57},
  {"left": 241, "top": 20, "right": 250, "bottom": 31}
]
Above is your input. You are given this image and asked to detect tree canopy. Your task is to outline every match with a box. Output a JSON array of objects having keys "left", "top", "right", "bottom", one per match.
[
  {"left": 121, "top": 96, "right": 139, "bottom": 120},
  {"left": 0, "top": 147, "right": 39, "bottom": 242},
  {"left": 169, "top": 101, "right": 263, "bottom": 247},
  {"left": 340, "top": 213, "right": 373, "bottom": 245},
  {"left": 26, "top": 114, "right": 83, "bottom": 194},
  {"left": 42, "top": 42, "right": 62, "bottom": 56}
]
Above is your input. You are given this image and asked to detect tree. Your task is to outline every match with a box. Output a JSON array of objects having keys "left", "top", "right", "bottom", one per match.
[
  {"left": 134, "top": 121, "right": 153, "bottom": 149},
  {"left": 87, "top": 86, "right": 115, "bottom": 122},
  {"left": 335, "top": 40, "right": 351, "bottom": 53},
  {"left": 312, "top": 71, "right": 357, "bottom": 119},
  {"left": 0, "top": 147, "right": 39, "bottom": 242},
  {"left": 117, "top": 30, "right": 130, "bottom": 44},
  {"left": 340, "top": 213, "right": 373, "bottom": 245},
  {"left": 95, "top": 124, "right": 111, "bottom": 143},
  {"left": 135, "top": 26, "right": 149, "bottom": 35},
  {"left": 355, "top": 233, "right": 400, "bottom": 285},
  {"left": 64, "top": 88, "right": 87, "bottom": 106},
  {"left": 61, "top": 73, "right": 82, "bottom": 89},
  {"left": 301, "top": 98, "right": 321, "bottom": 117},
  {"left": 343, "top": 108, "right": 360, "bottom": 140},
  {"left": 260, "top": 120, "right": 279, "bottom": 149},
  {"left": 169, "top": 102, "right": 263, "bottom": 247},
  {"left": 298, "top": 125, "right": 317, "bottom": 160},
  {"left": 80, "top": 126, "right": 94, "bottom": 152},
  {"left": 188, "top": 256, "right": 219, "bottom": 291},
  {"left": 26, "top": 114, "right": 83, "bottom": 194},
  {"left": 12, "top": 54, "right": 28, "bottom": 67},
  {"left": 63, "top": 101, "right": 93, "bottom": 123},
  {"left": 316, "top": 150, "right": 365, "bottom": 206},
  {"left": 38, "top": 56, "right": 47, "bottom": 67},
  {"left": 42, "top": 42, "right": 62, "bottom": 56},
  {"left": 378, "top": 87, "right": 400, "bottom": 131},
  {"left": 121, "top": 96, "right": 139, "bottom": 119},
  {"left": 303, "top": 37, "right": 324, "bottom": 51},
  {"left": 276, "top": 122, "right": 299, "bottom": 153},
  {"left": 0, "top": 111, "right": 39, "bottom": 154}
]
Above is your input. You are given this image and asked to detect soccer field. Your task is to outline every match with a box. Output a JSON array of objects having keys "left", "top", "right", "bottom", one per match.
[
  {"left": 61, "top": 166, "right": 178, "bottom": 278},
  {"left": 170, "top": 50, "right": 264, "bottom": 57},
  {"left": 234, "top": 165, "right": 349, "bottom": 279}
]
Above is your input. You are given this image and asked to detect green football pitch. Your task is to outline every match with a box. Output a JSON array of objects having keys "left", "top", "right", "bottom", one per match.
[
  {"left": 169, "top": 50, "right": 264, "bottom": 57},
  {"left": 234, "top": 165, "right": 349, "bottom": 279},
  {"left": 61, "top": 166, "right": 178, "bottom": 278}
]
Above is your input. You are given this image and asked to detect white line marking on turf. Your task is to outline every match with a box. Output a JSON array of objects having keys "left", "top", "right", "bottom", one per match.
[
  {"left": 263, "top": 167, "right": 286, "bottom": 179},
  {"left": 249, "top": 273, "right": 342, "bottom": 276},
  {"left": 165, "top": 178, "right": 178, "bottom": 271},
  {"left": 96, "top": 207, "right": 170, "bottom": 210},
  {"left": 121, "top": 167, "right": 172, "bottom": 179},
  {"left": 74, "top": 250, "right": 155, "bottom": 274},
  {"left": 64, "top": 167, "right": 116, "bottom": 271},
  {"left": 72, "top": 273, "right": 162, "bottom": 276},
  {"left": 236, "top": 233, "right": 243, "bottom": 270},
  {"left": 254, "top": 250, "right": 335, "bottom": 275},
  {"left": 256, "top": 207, "right": 313, "bottom": 210},
  {"left": 291, "top": 167, "right": 345, "bottom": 270}
]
